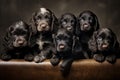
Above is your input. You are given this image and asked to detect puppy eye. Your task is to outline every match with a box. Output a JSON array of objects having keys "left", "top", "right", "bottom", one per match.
[
  {"left": 97, "top": 37, "right": 102, "bottom": 41},
  {"left": 81, "top": 17, "right": 85, "bottom": 20},
  {"left": 89, "top": 18, "right": 93, "bottom": 23},
  {"left": 62, "top": 21, "right": 67, "bottom": 25},
  {"left": 71, "top": 20, "right": 74, "bottom": 24},
  {"left": 35, "top": 16, "right": 41, "bottom": 21},
  {"left": 56, "top": 36, "right": 60, "bottom": 40},
  {"left": 45, "top": 15, "right": 50, "bottom": 19}
]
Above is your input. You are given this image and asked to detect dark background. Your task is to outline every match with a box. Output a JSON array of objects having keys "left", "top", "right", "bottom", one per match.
[{"left": 0, "top": 0, "right": 120, "bottom": 45}]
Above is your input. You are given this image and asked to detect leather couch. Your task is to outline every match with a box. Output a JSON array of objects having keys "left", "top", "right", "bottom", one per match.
[{"left": 0, "top": 59, "right": 120, "bottom": 80}]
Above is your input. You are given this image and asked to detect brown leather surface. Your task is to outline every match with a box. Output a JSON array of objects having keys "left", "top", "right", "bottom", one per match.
[{"left": 0, "top": 59, "right": 120, "bottom": 80}]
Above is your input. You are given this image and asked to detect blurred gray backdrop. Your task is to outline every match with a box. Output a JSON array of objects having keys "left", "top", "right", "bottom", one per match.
[{"left": 0, "top": 0, "right": 120, "bottom": 43}]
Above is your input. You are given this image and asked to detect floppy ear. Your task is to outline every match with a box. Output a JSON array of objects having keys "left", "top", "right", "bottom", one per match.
[
  {"left": 72, "top": 36, "right": 76, "bottom": 53},
  {"left": 51, "top": 13, "right": 59, "bottom": 33},
  {"left": 75, "top": 17, "right": 81, "bottom": 36},
  {"left": 72, "top": 36, "right": 82, "bottom": 54},
  {"left": 88, "top": 31, "right": 98, "bottom": 52},
  {"left": 2, "top": 26, "right": 14, "bottom": 50},
  {"left": 29, "top": 12, "right": 37, "bottom": 35},
  {"left": 112, "top": 33, "right": 119, "bottom": 49},
  {"left": 52, "top": 34, "right": 57, "bottom": 52},
  {"left": 28, "top": 25, "right": 33, "bottom": 46},
  {"left": 94, "top": 15, "right": 99, "bottom": 31}
]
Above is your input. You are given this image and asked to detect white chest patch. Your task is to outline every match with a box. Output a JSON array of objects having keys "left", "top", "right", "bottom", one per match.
[
  {"left": 37, "top": 40, "right": 44, "bottom": 50},
  {"left": 40, "top": 8, "right": 49, "bottom": 14}
]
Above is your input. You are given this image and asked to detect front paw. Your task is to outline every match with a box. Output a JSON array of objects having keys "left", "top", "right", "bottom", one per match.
[
  {"left": 50, "top": 57, "right": 60, "bottom": 66},
  {"left": 106, "top": 54, "right": 116, "bottom": 64},
  {"left": 1, "top": 54, "right": 11, "bottom": 61},
  {"left": 93, "top": 54, "right": 105, "bottom": 62},
  {"left": 34, "top": 55, "right": 40, "bottom": 63},
  {"left": 24, "top": 54, "right": 34, "bottom": 61},
  {"left": 39, "top": 56, "right": 46, "bottom": 62},
  {"left": 34, "top": 55, "right": 46, "bottom": 63}
]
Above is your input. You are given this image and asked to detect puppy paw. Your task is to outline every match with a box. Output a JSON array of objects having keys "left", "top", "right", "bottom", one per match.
[
  {"left": 34, "top": 56, "right": 40, "bottom": 63},
  {"left": 106, "top": 54, "right": 116, "bottom": 64},
  {"left": 1, "top": 54, "right": 11, "bottom": 61},
  {"left": 39, "top": 56, "right": 46, "bottom": 62},
  {"left": 24, "top": 54, "right": 34, "bottom": 61},
  {"left": 93, "top": 54, "right": 105, "bottom": 62},
  {"left": 50, "top": 57, "right": 60, "bottom": 66}
]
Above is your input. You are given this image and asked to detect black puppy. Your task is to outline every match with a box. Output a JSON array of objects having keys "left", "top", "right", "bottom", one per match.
[
  {"left": 0, "top": 21, "right": 33, "bottom": 61},
  {"left": 50, "top": 28, "right": 74, "bottom": 76},
  {"left": 30, "top": 7, "right": 58, "bottom": 63},
  {"left": 59, "top": 13, "right": 77, "bottom": 35},
  {"left": 88, "top": 28, "right": 119, "bottom": 63},
  {"left": 76, "top": 10, "right": 100, "bottom": 58}
]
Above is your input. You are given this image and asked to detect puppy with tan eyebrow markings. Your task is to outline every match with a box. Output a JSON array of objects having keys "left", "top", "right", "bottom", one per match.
[
  {"left": 0, "top": 21, "right": 33, "bottom": 61},
  {"left": 30, "top": 7, "right": 58, "bottom": 63},
  {"left": 88, "top": 28, "right": 119, "bottom": 63}
]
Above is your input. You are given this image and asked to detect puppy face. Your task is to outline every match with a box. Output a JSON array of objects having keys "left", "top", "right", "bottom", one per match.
[
  {"left": 9, "top": 21, "right": 30, "bottom": 47},
  {"left": 60, "top": 13, "right": 76, "bottom": 34},
  {"left": 78, "top": 10, "right": 99, "bottom": 32},
  {"left": 32, "top": 8, "right": 54, "bottom": 32},
  {"left": 55, "top": 29, "right": 73, "bottom": 52},
  {"left": 96, "top": 28, "right": 116, "bottom": 51}
]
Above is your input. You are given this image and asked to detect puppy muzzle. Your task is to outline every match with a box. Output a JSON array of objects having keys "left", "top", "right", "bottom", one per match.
[
  {"left": 59, "top": 44, "right": 65, "bottom": 49},
  {"left": 37, "top": 20, "right": 49, "bottom": 31},
  {"left": 83, "top": 23, "right": 90, "bottom": 30}
]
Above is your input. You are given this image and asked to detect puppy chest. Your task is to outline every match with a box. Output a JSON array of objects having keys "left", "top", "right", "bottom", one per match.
[
  {"left": 37, "top": 40, "right": 44, "bottom": 50},
  {"left": 36, "top": 40, "right": 51, "bottom": 50}
]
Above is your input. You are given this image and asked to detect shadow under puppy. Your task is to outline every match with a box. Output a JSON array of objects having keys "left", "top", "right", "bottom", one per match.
[
  {"left": 88, "top": 28, "right": 119, "bottom": 64},
  {"left": 0, "top": 21, "right": 33, "bottom": 61},
  {"left": 76, "top": 10, "right": 100, "bottom": 58},
  {"left": 50, "top": 28, "right": 75, "bottom": 77},
  {"left": 29, "top": 7, "right": 58, "bottom": 63}
]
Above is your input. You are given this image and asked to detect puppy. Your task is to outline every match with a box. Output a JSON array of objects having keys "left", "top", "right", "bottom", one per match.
[
  {"left": 59, "top": 13, "right": 77, "bottom": 35},
  {"left": 88, "top": 28, "right": 119, "bottom": 63},
  {"left": 30, "top": 7, "right": 58, "bottom": 63},
  {"left": 50, "top": 28, "right": 74, "bottom": 77},
  {"left": 0, "top": 21, "right": 33, "bottom": 61},
  {"left": 76, "top": 10, "right": 100, "bottom": 58}
]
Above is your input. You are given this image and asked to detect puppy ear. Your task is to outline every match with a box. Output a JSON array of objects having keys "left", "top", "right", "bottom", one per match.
[
  {"left": 51, "top": 13, "right": 58, "bottom": 33},
  {"left": 72, "top": 36, "right": 76, "bottom": 52},
  {"left": 94, "top": 15, "right": 99, "bottom": 31},
  {"left": 112, "top": 33, "right": 119, "bottom": 48},
  {"left": 72, "top": 36, "right": 82, "bottom": 54},
  {"left": 29, "top": 12, "right": 37, "bottom": 35},
  {"left": 28, "top": 25, "right": 33, "bottom": 46},
  {"left": 75, "top": 18, "right": 81, "bottom": 36},
  {"left": 52, "top": 34, "right": 57, "bottom": 52},
  {"left": 88, "top": 31, "right": 98, "bottom": 52}
]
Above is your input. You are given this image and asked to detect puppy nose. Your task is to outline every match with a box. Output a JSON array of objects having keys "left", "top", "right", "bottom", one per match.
[
  {"left": 102, "top": 44, "right": 108, "bottom": 48},
  {"left": 67, "top": 27, "right": 72, "bottom": 30},
  {"left": 83, "top": 23, "right": 89, "bottom": 28},
  {"left": 59, "top": 44, "right": 65, "bottom": 49},
  {"left": 17, "top": 40, "right": 24, "bottom": 45},
  {"left": 41, "top": 23, "right": 46, "bottom": 28}
]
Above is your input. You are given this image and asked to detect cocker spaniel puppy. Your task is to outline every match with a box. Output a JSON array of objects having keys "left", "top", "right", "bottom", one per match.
[
  {"left": 88, "top": 28, "right": 119, "bottom": 63},
  {"left": 59, "top": 13, "right": 77, "bottom": 35},
  {"left": 76, "top": 10, "right": 100, "bottom": 58},
  {"left": 0, "top": 21, "right": 33, "bottom": 61},
  {"left": 50, "top": 28, "right": 75, "bottom": 77},
  {"left": 30, "top": 8, "right": 58, "bottom": 63}
]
